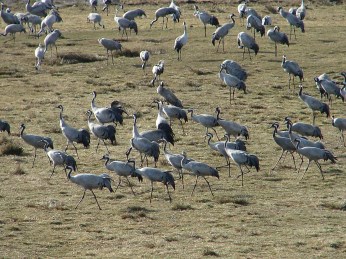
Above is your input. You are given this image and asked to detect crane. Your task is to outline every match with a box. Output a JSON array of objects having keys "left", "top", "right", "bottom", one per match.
[
  {"left": 278, "top": 6, "right": 305, "bottom": 40},
  {"left": 284, "top": 117, "right": 323, "bottom": 139},
  {"left": 237, "top": 31, "right": 259, "bottom": 60},
  {"left": 151, "top": 60, "right": 164, "bottom": 87},
  {"left": 332, "top": 116, "right": 346, "bottom": 146},
  {"left": 159, "top": 102, "right": 188, "bottom": 134},
  {"left": 216, "top": 107, "right": 249, "bottom": 140},
  {"left": 193, "top": 4, "right": 219, "bottom": 37},
  {"left": 162, "top": 140, "right": 184, "bottom": 188},
  {"left": 43, "top": 29, "right": 62, "bottom": 58},
  {"left": 174, "top": 21, "right": 188, "bottom": 61},
  {"left": 267, "top": 26, "right": 289, "bottom": 57},
  {"left": 281, "top": 55, "right": 304, "bottom": 91},
  {"left": 98, "top": 38, "right": 122, "bottom": 65},
  {"left": 35, "top": 43, "right": 45, "bottom": 70},
  {"left": 314, "top": 77, "right": 344, "bottom": 106},
  {"left": 150, "top": 7, "right": 180, "bottom": 29},
  {"left": 0, "top": 119, "right": 11, "bottom": 135},
  {"left": 220, "top": 60, "right": 248, "bottom": 82},
  {"left": 188, "top": 108, "right": 220, "bottom": 140},
  {"left": 37, "top": 9, "right": 63, "bottom": 36},
  {"left": 139, "top": 50, "right": 150, "bottom": 72},
  {"left": 156, "top": 81, "right": 183, "bottom": 108},
  {"left": 219, "top": 66, "right": 246, "bottom": 104},
  {"left": 87, "top": 13, "right": 105, "bottom": 29},
  {"left": 1, "top": 24, "right": 26, "bottom": 42},
  {"left": 123, "top": 9, "right": 146, "bottom": 20},
  {"left": 211, "top": 14, "right": 236, "bottom": 52},
  {"left": 246, "top": 14, "right": 265, "bottom": 39}
]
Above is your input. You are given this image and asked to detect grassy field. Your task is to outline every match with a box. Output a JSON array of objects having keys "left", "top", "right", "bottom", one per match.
[{"left": 0, "top": 0, "right": 345, "bottom": 258}]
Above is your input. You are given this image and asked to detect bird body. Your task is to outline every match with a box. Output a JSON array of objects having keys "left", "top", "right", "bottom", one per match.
[
  {"left": 188, "top": 109, "right": 220, "bottom": 139},
  {"left": 91, "top": 91, "right": 124, "bottom": 124},
  {"left": 0, "top": 119, "right": 10, "bottom": 135},
  {"left": 211, "top": 14, "right": 236, "bottom": 52},
  {"left": 21, "top": 14, "right": 42, "bottom": 34},
  {"left": 193, "top": 4, "right": 219, "bottom": 37},
  {"left": 1, "top": 3, "right": 20, "bottom": 25},
  {"left": 37, "top": 9, "right": 62, "bottom": 36},
  {"left": 220, "top": 60, "right": 248, "bottom": 82},
  {"left": 237, "top": 31, "right": 259, "bottom": 60},
  {"left": 262, "top": 15, "right": 272, "bottom": 26},
  {"left": 35, "top": 43, "right": 45, "bottom": 70},
  {"left": 151, "top": 60, "right": 165, "bottom": 86},
  {"left": 296, "top": 0, "right": 306, "bottom": 20},
  {"left": 156, "top": 81, "right": 182, "bottom": 108},
  {"left": 154, "top": 101, "right": 175, "bottom": 145},
  {"left": 174, "top": 21, "right": 188, "bottom": 61},
  {"left": 87, "top": 13, "right": 104, "bottom": 29},
  {"left": 160, "top": 103, "right": 187, "bottom": 133},
  {"left": 289, "top": 121, "right": 323, "bottom": 139},
  {"left": 278, "top": 6, "right": 305, "bottom": 39},
  {"left": 150, "top": 7, "right": 180, "bottom": 29},
  {"left": 246, "top": 14, "right": 265, "bottom": 39},
  {"left": 139, "top": 50, "right": 150, "bottom": 71},
  {"left": 281, "top": 55, "right": 303, "bottom": 90},
  {"left": 332, "top": 116, "right": 346, "bottom": 146},
  {"left": 163, "top": 141, "right": 184, "bottom": 185},
  {"left": 98, "top": 38, "right": 122, "bottom": 65},
  {"left": 216, "top": 109, "right": 249, "bottom": 140},
  {"left": 123, "top": 9, "right": 146, "bottom": 20},
  {"left": 267, "top": 26, "right": 289, "bottom": 56},
  {"left": 43, "top": 29, "right": 61, "bottom": 57},
  {"left": 114, "top": 15, "right": 138, "bottom": 39},
  {"left": 26, "top": 0, "right": 51, "bottom": 17},
  {"left": 314, "top": 77, "right": 344, "bottom": 105},
  {"left": 1, "top": 24, "right": 26, "bottom": 42}
]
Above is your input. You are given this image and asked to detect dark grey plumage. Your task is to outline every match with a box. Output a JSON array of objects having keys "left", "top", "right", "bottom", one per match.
[
  {"left": 156, "top": 81, "right": 183, "bottom": 108},
  {"left": 267, "top": 26, "right": 289, "bottom": 57},
  {"left": 285, "top": 118, "right": 323, "bottom": 139},
  {"left": 0, "top": 119, "right": 10, "bottom": 135},
  {"left": 278, "top": 6, "right": 305, "bottom": 40},
  {"left": 314, "top": 77, "right": 344, "bottom": 105},
  {"left": 123, "top": 9, "right": 146, "bottom": 20},
  {"left": 237, "top": 31, "right": 259, "bottom": 60},
  {"left": 281, "top": 55, "right": 303, "bottom": 90},
  {"left": 150, "top": 7, "right": 180, "bottom": 29},
  {"left": 220, "top": 60, "right": 248, "bottom": 82},
  {"left": 246, "top": 14, "right": 265, "bottom": 39},
  {"left": 332, "top": 116, "right": 346, "bottom": 146}
]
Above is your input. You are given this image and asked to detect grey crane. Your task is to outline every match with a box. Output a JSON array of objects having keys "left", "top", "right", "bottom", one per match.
[
  {"left": 87, "top": 110, "right": 116, "bottom": 153},
  {"left": 151, "top": 60, "right": 164, "bottom": 87},
  {"left": 314, "top": 73, "right": 330, "bottom": 99},
  {"left": 0, "top": 119, "right": 10, "bottom": 135},
  {"left": 156, "top": 81, "right": 183, "bottom": 108},
  {"left": 246, "top": 14, "right": 265, "bottom": 39},
  {"left": 298, "top": 86, "right": 330, "bottom": 125},
  {"left": 262, "top": 15, "right": 272, "bottom": 26},
  {"left": 98, "top": 38, "right": 122, "bottom": 65},
  {"left": 37, "top": 9, "right": 62, "bottom": 36},
  {"left": 44, "top": 29, "right": 62, "bottom": 57},
  {"left": 174, "top": 21, "right": 188, "bottom": 61},
  {"left": 245, "top": 7, "right": 262, "bottom": 21},
  {"left": 237, "top": 31, "right": 259, "bottom": 60},
  {"left": 21, "top": 14, "right": 42, "bottom": 34},
  {"left": 332, "top": 116, "right": 346, "bottom": 146},
  {"left": 123, "top": 9, "right": 146, "bottom": 20},
  {"left": 294, "top": 139, "right": 336, "bottom": 180},
  {"left": 162, "top": 140, "right": 184, "bottom": 188},
  {"left": 211, "top": 13, "right": 236, "bottom": 52},
  {"left": 57, "top": 105, "right": 90, "bottom": 158},
  {"left": 135, "top": 166, "right": 175, "bottom": 203},
  {"left": 271, "top": 122, "right": 291, "bottom": 138},
  {"left": 101, "top": 155, "right": 142, "bottom": 195},
  {"left": 220, "top": 60, "right": 248, "bottom": 82},
  {"left": 314, "top": 77, "right": 344, "bottom": 106},
  {"left": 139, "top": 50, "right": 150, "bottom": 72},
  {"left": 66, "top": 166, "right": 113, "bottom": 210},
  {"left": 181, "top": 151, "right": 219, "bottom": 196},
  {"left": 267, "top": 26, "right": 289, "bottom": 57},
  {"left": 19, "top": 123, "right": 54, "bottom": 167},
  {"left": 114, "top": 14, "right": 138, "bottom": 39},
  {"left": 284, "top": 117, "right": 323, "bottom": 139},
  {"left": 291, "top": 0, "right": 306, "bottom": 20},
  {"left": 281, "top": 55, "right": 304, "bottom": 91},
  {"left": 26, "top": 0, "right": 51, "bottom": 17},
  {"left": 160, "top": 102, "right": 187, "bottom": 134},
  {"left": 341, "top": 72, "right": 346, "bottom": 100},
  {"left": 219, "top": 67, "right": 247, "bottom": 104},
  {"left": 188, "top": 108, "right": 220, "bottom": 140},
  {"left": 1, "top": 24, "right": 26, "bottom": 42},
  {"left": 193, "top": 4, "right": 219, "bottom": 37},
  {"left": 153, "top": 100, "right": 175, "bottom": 145},
  {"left": 224, "top": 134, "right": 259, "bottom": 186},
  {"left": 237, "top": 1, "right": 247, "bottom": 26},
  {"left": 278, "top": 7, "right": 305, "bottom": 40},
  {"left": 87, "top": 13, "right": 105, "bottom": 29},
  {"left": 1, "top": 3, "right": 20, "bottom": 25},
  {"left": 150, "top": 7, "right": 180, "bottom": 29},
  {"left": 216, "top": 107, "right": 249, "bottom": 140}
]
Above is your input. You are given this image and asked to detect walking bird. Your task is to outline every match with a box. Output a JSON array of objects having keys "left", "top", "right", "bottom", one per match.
[
  {"left": 57, "top": 105, "right": 90, "bottom": 158},
  {"left": 159, "top": 102, "right": 187, "bottom": 134},
  {"left": 314, "top": 77, "right": 344, "bottom": 106},
  {"left": 150, "top": 7, "right": 180, "bottom": 29},
  {"left": 114, "top": 14, "right": 138, "bottom": 39},
  {"left": 237, "top": 31, "right": 259, "bottom": 60},
  {"left": 156, "top": 81, "right": 183, "bottom": 108},
  {"left": 219, "top": 66, "right": 246, "bottom": 104},
  {"left": 281, "top": 55, "right": 304, "bottom": 91},
  {"left": 246, "top": 14, "right": 265, "bottom": 39},
  {"left": 66, "top": 166, "right": 113, "bottom": 210},
  {"left": 162, "top": 140, "right": 184, "bottom": 187},
  {"left": 102, "top": 0, "right": 123, "bottom": 16},
  {"left": 151, "top": 60, "right": 164, "bottom": 87},
  {"left": 0, "top": 119, "right": 10, "bottom": 135},
  {"left": 290, "top": 0, "right": 306, "bottom": 20},
  {"left": 87, "top": 13, "right": 105, "bottom": 29},
  {"left": 211, "top": 14, "right": 236, "bottom": 52},
  {"left": 267, "top": 26, "right": 289, "bottom": 57},
  {"left": 220, "top": 60, "right": 248, "bottom": 82},
  {"left": 44, "top": 29, "right": 62, "bottom": 57},
  {"left": 21, "top": 14, "right": 42, "bottom": 34},
  {"left": 193, "top": 4, "right": 219, "bottom": 37},
  {"left": 1, "top": 24, "right": 26, "bottom": 42},
  {"left": 332, "top": 116, "right": 346, "bottom": 146},
  {"left": 216, "top": 107, "right": 249, "bottom": 140},
  {"left": 153, "top": 100, "right": 175, "bottom": 145},
  {"left": 89, "top": 0, "right": 98, "bottom": 12},
  {"left": 34, "top": 43, "right": 45, "bottom": 70},
  {"left": 139, "top": 50, "right": 150, "bottom": 72},
  {"left": 98, "top": 38, "right": 122, "bottom": 65},
  {"left": 278, "top": 6, "right": 305, "bottom": 40},
  {"left": 188, "top": 109, "right": 220, "bottom": 140},
  {"left": 173, "top": 21, "right": 188, "bottom": 61}
]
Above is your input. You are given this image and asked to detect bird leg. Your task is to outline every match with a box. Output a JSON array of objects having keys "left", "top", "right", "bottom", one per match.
[
  {"left": 114, "top": 176, "right": 122, "bottom": 192},
  {"left": 294, "top": 27, "right": 296, "bottom": 40},
  {"left": 32, "top": 148, "right": 37, "bottom": 168},
  {"left": 232, "top": 89, "right": 236, "bottom": 102},
  {"left": 271, "top": 149, "right": 286, "bottom": 171},
  {"left": 125, "top": 177, "right": 136, "bottom": 196},
  {"left": 102, "top": 140, "right": 110, "bottom": 153},
  {"left": 49, "top": 165, "right": 56, "bottom": 178},
  {"left": 179, "top": 120, "right": 186, "bottom": 135},
  {"left": 191, "top": 175, "right": 199, "bottom": 196},
  {"left": 312, "top": 111, "right": 316, "bottom": 125},
  {"left": 300, "top": 160, "right": 312, "bottom": 181},
  {"left": 165, "top": 17, "right": 169, "bottom": 29},
  {"left": 90, "top": 189, "right": 102, "bottom": 210},
  {"left": 314, "top": 161, "right": 325, "bottom": 180},
  {"left": 96, "top": 139, "right": 101, "bottom": 152},
  {"left": 71, "top": 142, "right": 79, "bottom": 159},
  {"left": 106, "top": 50, "right": 109, "bottom": 65},
  {"left": 340, "top": 131, "right": 345, "bottom": 147},
  {"left": 288, "top": 74, "right": 292, "bottom": 90},
  {"left": 242, "top": 47, "right": 245, "bottom": 60},
  {"left": 217, "top": 39, "right": 221, "bottom": 52},
  {"left": 125, "top": 147, "right": 132, "bottom": 160},
  {"left": 203, "top": 176, "right": 214, "bottom": 196},
  {"left": 222, "top": 38, "right": 225, "bottom": 52},
  {"left": 274, "top": 42, "right": 277, "bottom": 57},
  {"left": 165, "top": 184, "right": 172, "bottom": 202},
  {"left": 248, "top": 48, "right": 252, "bottom": 60},
  {"left": 54, "top": 43, "right": 58, "bottom": 57},
  {"left": 204, "top": 25, "right": 206, "bottom": 37},
  {"left": 210, "top": 127, "right": 220, "bottom": 141},
  {"left": 229, "top": 88, "right": 232, "bottom": 105},
  {"left": 290, "top": 152, "right": 297, "bottom": 170},
  {"left": 239, "top": 165, "right": 245, "bottom": 186},
  {"left": 150, "top": 181, "right": 154, "bottom": 203},
  {"left": 111, "top": 50, "right": 114, "bottom": 65},
  {"left": 289, "top": 25, "right": 292, "bottom": 40},
  {"left": 75, "top": 190, "right": 86, "bottom": 209},
  {"left": 179, "top": 169, "right": 185, "bottom": 189}
]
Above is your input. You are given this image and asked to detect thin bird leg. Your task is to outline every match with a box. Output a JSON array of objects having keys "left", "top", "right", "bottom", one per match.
[
  {"left": 289, "top": 25, "right": 292, "bottom": 40},
  {"left": 96, "top": 139, "right": 101, "bottom": 152},
  {"left": 341, "top": 131, "right": 345, "bottom": 146},
  {"left": 248, "top": 48, "right": 252, "bottom": 60},
  {"left": 165, "top": 184, "right": 172, "bottom": 202},
  {"left": 32, "top": 148, "right": 37, "bottom": 168},
  {"left": 312, "top": 111, "right": 316, "bottom": 125},
  {"left": 203, "top": 176, "right": 214, "bottom": 196},
  {"left": 90, "top": 189, "right": 102, "bottom": 210},
  {"left": 292, "top": 76, "right": 295, "bottom": 91},
  {"left": 297, "top": 156, "right": 304, "bottom": 173},
  {"left": 288, "top": 74, "right": 291, "bottom": 90},
  {"left": 150, "top": 181, "right": 154, "bottom": 203},
  {"left": 242, "top": 47, "right": 245, "bottom": 60},
  {"left": 314, "top": 161, "right": 325, "bottom": 180},
  {"left": 275, "top": 42, "right": 277, "bottom": 57},
  {"left": 222, "top": 38, "right": 225, "bottom": 52},
  {"left": 294, "top": 27, "right": 296, "bottom": 40},
  {"left": 114, "top": 176, "right": 122, "bottom": 192},
  {"left": 54, "top": 43, "right": 58, "bottom": 57},
  {"left": 179, "top": 169, "right": 185, "bottom": 189},
  {"left": 232, "top": 89, "right": 235, "bottom": 102},
  {"left": 165, "top": 17, "right": 169, "bottom": 29},
  {"left": 179, "top": 120, "right": 186, "bottom": 135},
  {"left": 49, "top": 165, "right": 57, "bottom": 178},
  {"left": 125, "top": 147, "right": 132, "bottom": 160},
  {"left": 75, "top": 190, "right": 86, "bottom": 209},
  {"left": 204, "top": 25, "right": 206, "bottom": 37},
  {"left": 210, "top": 127, "right": 220, "bottom": 141},
  {"left": 289, "top": 151, "right": 297, "bottom": 170},
  {"left": 102, "top": 140, "right": 109, "bottom": 153},
  {"left": 239, "top": 165, "right": 245, "bottom": 186},
  {"left": 106, "top": 50, "right": 109, "bottom": 65},
  {"left": 271, "top": 149, "right": 286, "bottom": 170},
  {"left": 71, "top": 142, "right": 79, "bottom": 159},
  {"left": 300, "top": 160, "right": 311, "bottom": 181},
  {"left": 191, "top": 175, "right": 199, "bottom": 196},
  {"left": 217, "top": 39, "right": 221, "bottom": 52},
  {"left": 125, "top": 176, "right": 136, "bottom": 196}
]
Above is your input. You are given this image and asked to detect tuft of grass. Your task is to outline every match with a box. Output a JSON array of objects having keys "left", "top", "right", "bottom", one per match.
[
  {"left": 172, "top": 203, "right": 194, "bottom": 211},
  {"left": 115, "top": 49, "right": 140, "bottom": 58},
  {"left": 231, "top": 195, "right": 250, "bottom": 206},
  {"left": 12, "top": 164, "right": 25, "bottom": 175},
  {"left": 58, "top": 52, "right": 103, "bottom": 64},
  {"left": 203, "top": 248, "right": 219, "bottom": 257},
  {"left": 320, "top": 202, "right": 346, "bottom": 211},
  {"left": 330, "top": 241, "right": 343, "bottom": 249}
]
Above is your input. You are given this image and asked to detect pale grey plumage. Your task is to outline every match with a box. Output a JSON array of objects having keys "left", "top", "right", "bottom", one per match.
[
  {"left": 219, "top": 69, "right": 246, "bottom": 104},
  {"left": 98, "top": 38, "right": 122, "bottom": 65},
  {"left": 193, "top": 4, "right": 219, "bottom": 37},
  {"left": 237, "top": 31, "right": 259, "bottom": 60},
  {"left": 174, "top": 21, "right": 188, "bottom": 61},
  {"left": 216, "top": 108, "right": 249, "bottom": 140},
  {"left": 281, "top": 55, "right": 303, "bottom": 90},
  {"left": 21, "top": 14, "right": 42, "bottom": 34},
  {"left": 151, "top": 61, "right": 164, "bottom": 86},
  {"left": 188, "top": 108, "right": 220, "bottom": 140},
  {"left": 278, "top": 6, "right": 305, "bottom": 40},
  {"left": 37, "top": 9, "right": 62, "bottom": 36},
  {"left": 332, "top": 116, "right": 346, "bottom": 146},
  {"left": 220, "top": 60, "right": 248, "bottom": 82},
  {"left": 0, "top": 24, "right": 26, "bottom": 42},
  {"left": 123, "top": 9, "right": 146, "bottom": 20},
  {"left": 1, "top": 3, "right": 20, "bottom": 24},
  {"left": 267, "top": 26, "right": 289, "bottom": 57},
  {"left": 43, "top": 29, "right": 61, "bottom": 57},
  {"left": 314, "top": 77, "right": 344, "bottom": 106},
  {"left": 156, "top": 81, "right": 182, "bottom": 108},
  {"left": 162, "top": 140, "right": 184, "bottom": 187},
  {"left": 150, "top": 7, "right": 180, "bottom": 29},
  {"left": 140, "top": 50, "right": 150, "bottom": 71},
  {"left": 262, "top": 15, "right": 272, "bottom": 26},
  {"left": 246, "top": 14, "right": 265, "bottom": 39},
  {"left": 160, "top": 102, "right": 187, "bottom": 134},
  {"left": 87, "top": 13, "right": 105, "bottom": 29},
  {"left": 285, "top": 118, "right": 323, "bottom": 139},
  {"left": 114, "top": 14, "right": 138, "bottom": 39},
  {"left": 26, "top": 0, "right": 51, "bottom": 17},
  {"left": 211, "top": 13, "right": 236, "bottom": 52}
]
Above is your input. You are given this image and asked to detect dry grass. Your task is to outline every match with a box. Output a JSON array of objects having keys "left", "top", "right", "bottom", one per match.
[{"left": 0, "top": 0, "right": 345, "bottom": 258}]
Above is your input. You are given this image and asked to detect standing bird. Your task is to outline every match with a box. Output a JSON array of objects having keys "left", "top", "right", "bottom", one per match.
[
  {"left": 0, "top": 119, "right": 10, "bottom": 135},
  {"left": 298, "top": 86, "right": 330, "bottom": 125},
  {"left": 66, "top": 166, "right": 113, "bottom": 210},
  {"left": 267, "top": 26, "right": 289, "bottom": 57},
  {"left": 151, "top": 61, "right": 165, "bottom": 87},
  {"left": 26, "top": 0, "right": 51, "bottom": 17},
  {"left": 160, "top": 102, "right": 188, "bottom": 134},
  {"left": 332, "top": 116, "right": 346, "bottom": 146},
  {"left": 188, "top": 109, "right": 220, "bottom": 140},
  {"left": 237, "top": 31, "right": 259, "bottom": 60},
  {"left": 173, "top": 21, "right": 188, "bottom": 61},
  {"left": 224, "top": 135, "right": 259, "bottom": 186},
  {"left": 156, "top": 81, "right": 183, "bottom": 108},
  {"left": 162, "top": 140, "right": 184, "bottom": 187},
  {"left": 114, "top": 14, "right": 138, "bottom": 39},
  {"left": 219, "top": 66, "right": 247, "bottom": 104},
  {"left": 281, "top": 55, "right": 304, "bottom": 91},
  {"left": 0, "top": 24, "right": 26, "bottom": 42},
  {"left": 98, "top": 38, "right": 122, "bottom": 65},
  {"left": 19, "top": 123, "right": 54, "bottom": 167},
  {"left": 102, "top": 0, "right": 123, "bottom": 16},
  {"left": 123, "top": 9, "right": 146, "bottom": 20},
  {"left": 44, "top": 29, "right": 62, "bottom": 58},
  {"left": 285, "top": 118, "right": 323, "bottom": 139},
  {"left": 87, "top": 13, "right": 105, "bottom": 29},
  {"left": 295, "top": 0, "right": 306, "bottom": 20},
  {"left": 57, "top": 105, "right": 90, "bottom": 158},
  {"left": 139, "top": 50, "right": 150, "bottom": 72},
  {"left": 211, "top": 14, "right": 236, "bottom": 52},
  {"left": 220, "top": 60, "right": 248, "bottom": 82},
  {"left": 246, "top": 14, "right": 265, "bottom": 39},
  {"left": 1, "top": 3, "right": 20, "bottom": 25},
  {"left": 294, "top": 139, "right": 336, "bottom": 180},
  {"left": 21, "top": 14, "right": 42, "bottom": 34},
  {"left": 35, "top": 43, "right": 45, "bottom": 70},
  {"left": 153, "top": 100, "right": 175, "bottom": 145},
  {"left": 237, "top": 1, "right": 247, "bottom": 26},
  {"left": 216, "top": 107, "right": 249, "bottom": 140},
  {"left": 193, "top": 4, "right": 219, "bottom": 37},
  {"left": 278, "top": 7, "right": 305, "bottom": 40},
  {"left": 314, "top": 77, "right": 344, "bottom": 106},
  {"left": 89, "top": 0, "right": 98, "bottom": 12},
  {"left": 150, "top": 7, "right": 180, "bottom": 29},
  {"left": 262, "top": 15, "right": 272, "bottom": 26}
]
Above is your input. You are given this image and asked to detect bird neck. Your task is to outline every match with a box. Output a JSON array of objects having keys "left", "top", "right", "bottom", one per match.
[
  {"left": 91, "top": 94, "right": 97, "bottom": 110},
  {"left": 104, "top": 157, "right": 110, "bottom": 166},
  {"left": 132, "top": 120, "right": 140, "bottom": 137},
  {"left": 298, "top": 87, "right": 303, "bottom": 96},
  {"left": 19, "top": 126, "right": 25, "bottom": 136},
  {"left": 67, "top": 168, "right": 73, "bottom": 180},
  {"left": 230, "top": 16, "right": 235, "bottom": 24}
]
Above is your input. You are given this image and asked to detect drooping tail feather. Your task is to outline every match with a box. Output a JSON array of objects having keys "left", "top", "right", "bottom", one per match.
[{"left": 247, "top": 155, "right": 260, "bottom": 172}]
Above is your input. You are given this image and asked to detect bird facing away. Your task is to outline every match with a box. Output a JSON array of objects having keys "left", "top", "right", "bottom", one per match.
[
  {"left": 174, "top": 21, "right": 188, "bottom": 61},
  {"left": 216, "top": 107, "right": 249, "bottom": 140},
  {"left": 219, "top": 67, "right": 247, "bottom": 104},
  {"left": 0, "top": 119, "right": 10, "bottom": 135},
  {"left": 43, "top": 29, "right": 62, "bottom": 57},
  {"left": 294, "top": 139, "right": 336, "bottom": 181},
  {"left": 151, "top": 61, "right": 165, "bottom": 87},
  {"left": 298, "top": 86, "right": 330, "bottom": 125},
  {"left": 156, "top": 81, "right": 183, "bottom": 108},
  {"left": 139, "top": 50, "right": 150, "bottom": 72},
  {"left": 193, "top": 4, "right": 219, "bottom": 37},
  {"left": 278, "top": 6, "right": 305, "bottom": 40},
  {"left": 246, "top": 14, "right": 265, "bottom": 39},
  {"left": 150, "top": 7, "right": 180, "bottom": 29},
  {"left": 87, "top": 13, "right": 105, "bottom": 29},
  {"left": 135, "top": 167, "right": 175, "bottom": 203},
  {"left": 267, "top": 26, "right": 289, "bottom": 57},
  {"left": 237, "top": 31, "right": 259, "bottom": 60},
  {"left": 66, "top": 166, "right": 113, "bottom": 210},
  {"left": 211, "top": 13, "right": 236, "bottom": 52},
  {"left": 188, "top": 109, "right": 220, "bottom": 140},
  {"left": 98, "top": 38, "right": 122, "bottom": 65},
  {"left": 123, "top": 9, "right": 146, "bottom": 20},
  {"left": 0, "top": 24, "right": 26, "bottom": 42},
  {"left": 19, "top": 123, "right": 54, "bottom": 167},
  {"left": 281, "top": 55, "right": 304, "bottom": 91},
  {"left": 57, "top": 105, "right": 90, "bottom": 158},
  {"left": 332, "top": 116, "right": 346, "bottom": 146},
  {"left": 220, "top": 60, "right": 248, "bottom": 82},
  {"left": 34, "top": 43, "right": 45, "bottom": 70}
]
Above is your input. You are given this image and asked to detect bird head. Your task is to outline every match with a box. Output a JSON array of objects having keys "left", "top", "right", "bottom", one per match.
[
  {"left": 100, "top": 154, "right": 109, "bottom": 161},
  {"left": 253, "top": 43, "right": 259, "bottom": 55},
  {"left": 56, "top": 104, "right": 63, "bottom": 110},
  {"left": 277, "top": 7, "right": 282, "bottom": 12}
]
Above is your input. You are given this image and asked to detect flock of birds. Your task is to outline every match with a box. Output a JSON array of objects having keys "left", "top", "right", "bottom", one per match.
[{"left": 1, "top": 0, "right": 345, "bottom": 210}]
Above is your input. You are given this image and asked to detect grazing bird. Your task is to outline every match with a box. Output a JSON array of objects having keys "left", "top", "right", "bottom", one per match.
[
  {"left": 0, "top": 119, "right": 10, "bottom": 135},
  {"left": 19, "top": 123, "right": 54, "bottom": 167},
  {"left": 0, "top": 24, "right": 26, "bottom": 42},
  {"left": 135, "top": 167, "right": 175, "bottom": 203},
  {"left": 278, "top": 6, "right": 305, "bottom": 40},
  {"left": 181, "top": 151, "right": 219, "bottom": 196},
  {"left": 220, "top": 60, "right": 248, "bottom": 82},
  {"left": 246, "top": 14, "right": 265, "bottom": 39},
  {"left": 193, "top": 4, "right": 219, "bottom": 37},
  {"left": 162, "top": 140, "right": 184, "bottom": 187},
  {"left": 44, "top": 29, "right": 62, "bottom": 57},
  {"left": 298, "top": 86, "right": 330, "bottom": 125},
  {"left": 262, "top": 15, "right": 272, "bottom": 26},
  {"left": 66, "top": 166, "right": 113, "bottom": 210},
  {"left": 267, "top": 26, "right": 289, "bottom": 57},
  {"left": 160, "top": 102, "right": 188, "bottom": 134},
  {"left": 332, "top": 116, "right": 346, "bottom": 146},
  {"left": 245, "top": 7, "right": 262, "bottom": 21},
  {"left": 285, "top": 118, "right": 323, "bottom": 139},
  {"left": 123, "top": 9, "right": 146, "bottom": 20},
  {"left": 156, "top": 81, "right": 183, "bottom": 108},
  {"left": 98, "top": 38, "right": 122, "bottom": 65},
  {"left": 139, "top": 50, "right": 150, "bottom": 72},
  {"left": 101, "top": 155, "right": 142, "bottom": 195},
  {"left": 57, "top": 105, "right": 90, "bottom": 158},
  {"left": 173, "top": 21, "right": 188, "bottom": 61},
  {"left": 87, "top": 13, "right": 105, "bottom": 29},
  {"left": 150, "top": 7, "right": 180, "bottom": 29},
  {"left": 281, "top": 55, "right": 304, "bottom": 91},
  {"left": 237, "top": 31, "right": 259, "bottom": 60},
  {"left": 114, "top": 14, "right": 138, "bottom": 39},
  {"left": 294, "top": 138, "right": 336, "bottom": 180},
  {"left": 1, "top": 3, "right": 20, "bottom": 25},
  {"left": 224, "top": 134, "right": 259, "bottom": 186},
  {"left": 211, "top": 13, "right": 236, "bottom": 52},
  {"left": 26, "top": 0, "right": 51, "bottom": 17},
  {"left": 314, "top": 77, "right": 344, "bottom": 106},
  {"left": 35, "top": 43, "right": 45, "bottom": 70},
  {"left": 216, "top": 107, "right": 249, "bottom": 140},
  {"left": 188, "top": 109, "right": 220, "bottom": 140},
  {"left": 151, "top": 60, "right": 165, "bottom": 87},
  {"left": 87, "top": 110, "right": 116, "bottom": 153},
  {"left": 37, "top": 9, "right": 63, "bottom": 36},
  {"left": 21, "top": 14, "right": 42, "bottom": 34},
  {"left": 219, "top": 66, "right": 247, "bottom": 104}
]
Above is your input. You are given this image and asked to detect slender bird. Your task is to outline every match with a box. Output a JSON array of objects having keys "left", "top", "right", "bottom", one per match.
[
  {"left": 278, "top": 6, "right": 305, "bottom": 40},
  {"left": 87, "top": 13, "right": 105, "bottom": 29},
  {"left": 0, "top": 24, "right": 26, "bottom": 42},
  {"left": 66, "top": 166, "right": 113, "bottom": 210},
  {"left": 220, "top": 60, "right": 247, "bottom": 82},
  {"left": 139, "top": 50, "right": 150, "bottom": 72},
  {"left": 1, "top": 3, "right": 20, "bottom": 25},
  {"left": 284, "top": 117, "right": 323, "bottom": 139},
  {"left": 188, "top": 109, "right": 220, "bottom": 140},
  {"left": 281, "top": 55, "right": 304, "bottom": 91},
  {"left": 193, "top": 4, "right": 219, "bottom": 37},
  {"left": 37, "top": 9, "right": 63, "bottom": 36},
  {"left": 102, "top": 0, "right": 123, "bottom": 16},
  {"left": 150, "top": 7, "right": 180, "bottom": 29},
  {"left": 314, "top": 77, "right": 344, "bottom": 106},
  {"left": 216, "top": 108, "right": 249, "bottom": 140},
  {"left": 156, "top": 81, "right": 183, "bottom": 108},
  {"left": 151, "top": 60, "right": 165, "bottom": 87},
  {"left": 246, "top": 14, "right": 265, "bottom": 39},
  {"left": 26, "top": 0, "right": 51, "bottom": 17},
  {"left": 211, "top": 13, "right": 236, "bottom": 52},
  {"left": 174, "top": 21, "right": 188, "bottom": 61},
  {"left": 267, "top": 26, "right": 289, "bottom": 57},
  {"left": 0, "top": 119, "right": 10, "bottom": 135},
  {"left": 34, "top": 43, "right": 45, "bottom": 70},
  {"left": 296, "top": 0, "right": 306, "bottom": 20},
  {"left": 162, "top": 140, "right": 184, "bottom": 187},
  {"left": 21, "top": 14, "right": 42, "bottom": 34},
  {"left": 114, "top": 13, "right": 138, "bottom": 39},
  {"left": 237, "top": 31, "right": 259, "bottom": 60},
  {"left": 43, "top": 29, "right": 62, "bottom": 57},
  {"left": 160, "top": 102, "right": 188, "bottom": 134},
  {"left": 219, "top": 67, "right": 246, "bottom": 104},
  {"left": 332, "top": 116, "right": 346, "bottom": 146},
  {"left": 98, "top": 38, "right": 122, "bottom": 65},
  {"left": 153, "top": 100, "right": 175, "bottom": 145}
]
